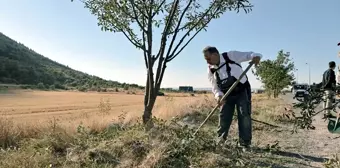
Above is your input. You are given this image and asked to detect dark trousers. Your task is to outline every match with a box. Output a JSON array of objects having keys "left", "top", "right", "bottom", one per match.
[
  {"left": 217, "top": 88, "right": 252, "bottom": 146},
  {"left": 245, "top": 84, "right": 251, "bottom": 105}
]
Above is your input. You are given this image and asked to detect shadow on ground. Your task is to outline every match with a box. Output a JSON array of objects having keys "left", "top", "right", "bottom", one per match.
[{"left": 249, "top": 147, "right": 327, "bottom": 168}]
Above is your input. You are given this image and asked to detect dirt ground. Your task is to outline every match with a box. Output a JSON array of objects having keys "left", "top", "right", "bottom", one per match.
[{"left": 241, "top": 93, "right": 340, "bottom": 168}]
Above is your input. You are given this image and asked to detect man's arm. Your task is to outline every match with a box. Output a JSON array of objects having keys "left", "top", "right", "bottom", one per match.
[
  {"left": 330, "top": 70, "right": 336, "bottom": 88},
  {"left": 208, "top": 68, "right": 223, "bottom": 100},
  {"left": 323, "top": 70, "right": 330, "bottom": 88},
  {"left": 227, "top": 50, "right": 263, "bottom": 63}
]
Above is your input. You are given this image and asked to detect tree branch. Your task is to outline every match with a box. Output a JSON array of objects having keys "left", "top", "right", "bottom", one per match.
[
  {"left": 100, "top": 12, "right": 144, "bottom": 51},
  {"left": 164, "top": 0, "right": 193, "bottom": 63},
  {"left": 154, "top": 0, "right": 179, "bottom": 62},
  {"left": 152, "top": 0, "right": 166, "bottom": 18},
  {"left": 156, "top": 60, "right": 167, "bottom": 91},
  {"left": 119, "top": 28, "right": 142, "bottom": 49},
  {"left": 154, "top": 0, "right": 179, "bottom": 88},
  {"left": 121, "top": 0, "right": 147, "bottom": 33},
  {"left": 142, "top": 15, "right": 148, "bottom": 69},
  {"left": 167, "top": 15, "right": 213, "bottom": 62},
  {"left": 147, "top": 0, "right": 154, "bottom": 66},
  {"left": 130, "top": 0, "right": 149, "bottom": 19},
  {"left": 169, "top": 2, "right": 235, "bottom": 61},
  {"left": 147, "top": 0, "right": 155, "bottom": 107},
  {"left": 168, "top": 26, "right": 186, "bottom": 34},
  {"left": 166, "top": 1, "right": 218, "bottom": 60}
]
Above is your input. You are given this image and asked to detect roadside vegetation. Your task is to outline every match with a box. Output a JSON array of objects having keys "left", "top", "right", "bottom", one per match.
[{"left": 2, "top": 93, "right": 336, "bottom": 168}]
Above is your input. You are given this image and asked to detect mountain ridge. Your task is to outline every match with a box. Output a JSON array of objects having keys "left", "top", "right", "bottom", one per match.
[{"left": 0, "top": 32, "right": 143, "bottom": 91}]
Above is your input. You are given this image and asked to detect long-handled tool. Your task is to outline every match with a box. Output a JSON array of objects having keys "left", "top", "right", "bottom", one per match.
[{"left": 192, "top": 61, "right": 255, "bottom": 137}]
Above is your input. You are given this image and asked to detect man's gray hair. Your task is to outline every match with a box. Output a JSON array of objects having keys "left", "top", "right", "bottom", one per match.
[{"left": 202, "top": 46, "right": 219, "bottom": 54}]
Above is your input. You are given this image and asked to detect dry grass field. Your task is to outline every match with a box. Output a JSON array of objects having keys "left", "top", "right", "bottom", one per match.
[
  {"left": 0, "top": 89, "right": 287, "bottom": 140},
  {"left": 2, "top": 89, "right": 338, "bottom": 168},
  {"left": 0, "top": 89, "right": 215, "bottom": 133}
]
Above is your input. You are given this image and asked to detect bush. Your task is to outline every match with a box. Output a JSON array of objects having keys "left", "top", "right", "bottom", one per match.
[
  {"left": 37, "top": 82, "right": 45, "bottom": 90},
  {"left": 49, "top": 84, "right": 55, "bottom": 90},
  {"left": 20, "top": 85, "right": 32, "bottom": 89},
  {"left": 77, "top": 86, "right": 87, "bottom": 92},
  {"left": 54, "top": 83, "right": 67, "bottom": 90}
]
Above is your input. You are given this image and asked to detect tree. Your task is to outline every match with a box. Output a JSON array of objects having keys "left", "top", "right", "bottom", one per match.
[
  {"left": 252, "top": 50, "right": 295, "bottom": 98},
  {"left": 73, "top": 0, "right": 253, "bottom": 125}
]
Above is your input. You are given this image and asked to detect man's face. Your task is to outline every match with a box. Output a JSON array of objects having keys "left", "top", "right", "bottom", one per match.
[{"left": 204, "top": 52, "right": 219, "bottom": 65}]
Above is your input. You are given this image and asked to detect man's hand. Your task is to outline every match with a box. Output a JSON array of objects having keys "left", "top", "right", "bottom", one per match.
[
  {"left": 251, "top": 56, "right": 261, "bottom": 66},
  {"left": 217, "top": 96, "right": 225, "bottom": 106}
]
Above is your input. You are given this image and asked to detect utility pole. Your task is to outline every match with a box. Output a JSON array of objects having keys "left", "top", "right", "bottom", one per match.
[{"left": 306, "top": 63, "right": 311, "bottom": 85}]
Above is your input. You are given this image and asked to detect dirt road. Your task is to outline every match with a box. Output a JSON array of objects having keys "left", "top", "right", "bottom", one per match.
[{"left": 269, "top": 93, "right": 340, "bottom": 167}]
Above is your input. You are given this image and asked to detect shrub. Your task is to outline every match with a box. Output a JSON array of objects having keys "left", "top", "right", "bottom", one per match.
[{"left": 37, "top": 82, "right": 45, "bottom": 90}]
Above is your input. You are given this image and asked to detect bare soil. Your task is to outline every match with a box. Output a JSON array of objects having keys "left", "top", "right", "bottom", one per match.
[{"left": 232, "top": 93, "right": 340, "bottom": 168}]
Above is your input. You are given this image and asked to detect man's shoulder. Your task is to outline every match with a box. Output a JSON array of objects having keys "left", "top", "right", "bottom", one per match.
[
  {"left": 221, "top": 52, "right": 235, "bottom": 62},
  {"left": 324, "top": 69, "right": 331, "bottom": 73}
]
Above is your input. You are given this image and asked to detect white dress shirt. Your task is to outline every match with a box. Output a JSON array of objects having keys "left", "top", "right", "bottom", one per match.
[{"left": 208, "top": 51, "right": 263, "bottom": 100}]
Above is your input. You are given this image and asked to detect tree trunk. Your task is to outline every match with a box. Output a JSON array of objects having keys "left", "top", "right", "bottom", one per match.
[
  {"left": 273, "top": 89, "right": 279, "bottom": 98},
  {"left": 142, "top": 78, "right": 159, "bottom": 126},
  {"left": 144, "top": 75, "right": 150, "bottom": 107},
  {"left": 142, "top": 57, "right": 166, "bottom": 126},
  {"left": 142, "top": 70, "right": 158, "bottom": 127},
  {"left": 142, "top": 95, "right": 156, "bottom": 125},
  {"left": 266, "top": 89, "right": 272, "bottom": 98}
]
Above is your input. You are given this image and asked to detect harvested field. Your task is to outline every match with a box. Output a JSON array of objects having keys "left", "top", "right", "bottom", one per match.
[{"left": 0, "top": 89, "right": 211, "bottom": 131}]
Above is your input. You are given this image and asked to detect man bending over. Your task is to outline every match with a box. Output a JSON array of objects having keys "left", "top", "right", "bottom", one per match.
[{"left": 203, "top": 46, "right": 262, "bottom": 151}]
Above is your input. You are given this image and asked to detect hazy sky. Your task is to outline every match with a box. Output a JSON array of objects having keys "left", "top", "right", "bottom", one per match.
[{"left": 1, "top": 0, "right": 340, "bottom": 88}]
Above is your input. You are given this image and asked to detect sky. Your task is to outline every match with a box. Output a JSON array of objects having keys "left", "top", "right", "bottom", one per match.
[{"left": 1, "top": 0, "right": 340, "bottom": 89}]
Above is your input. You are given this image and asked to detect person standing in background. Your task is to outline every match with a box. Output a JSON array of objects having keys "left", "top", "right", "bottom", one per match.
[{"left": 321, "top": 61, "right": 336, "bottom": 117}]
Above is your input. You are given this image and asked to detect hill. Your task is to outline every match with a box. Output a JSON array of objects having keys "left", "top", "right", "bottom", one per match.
[{"left": 0, "top": 32, "right": 142, "bottom": 91}]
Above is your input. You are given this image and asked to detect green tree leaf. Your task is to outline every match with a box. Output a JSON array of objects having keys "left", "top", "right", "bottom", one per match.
[{"left": 252, "top": 50, "right": 295, "bottom": 98}]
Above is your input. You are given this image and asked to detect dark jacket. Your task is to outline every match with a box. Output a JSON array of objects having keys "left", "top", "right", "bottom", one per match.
[{"left": 322, "top": 69, "right": 336, "bottom": 90}]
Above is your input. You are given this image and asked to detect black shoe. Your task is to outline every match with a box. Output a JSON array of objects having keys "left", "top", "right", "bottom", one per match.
[
  {"left": 238, "top": 141, "right": 251, "bottom": 152},
  {"left": 216, "top": 136, "right": 227, "bottom": 145},
  {"left": 241, "top": 145, "right": 251, "bottom": 152}
]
